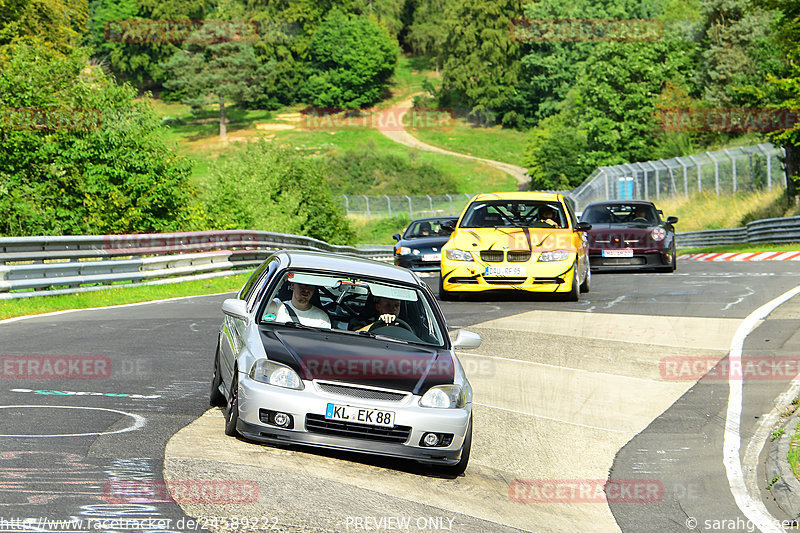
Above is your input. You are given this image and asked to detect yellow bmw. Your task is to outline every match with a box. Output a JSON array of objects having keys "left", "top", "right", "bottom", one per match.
[{"left": 439, "top": 192, "right": 592, "bottom": 301}]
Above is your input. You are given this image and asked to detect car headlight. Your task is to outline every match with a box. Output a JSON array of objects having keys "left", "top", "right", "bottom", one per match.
[
  {"left": 538, "top": 250, "right": 572, "bottom": 262},
  {"left": 398, "top": 246, "right": 412, "bottom": 255},
  {"left": 651, "top": 228, "right": 667, "bottom": 242},
  {"left": 445, "top": 248, "right": 473, "bottom": 261},
  {"left": 249, "top": 359, "right": 303, "bottom": 390},
  {"left": 419, "top": 384, "right": 466, "bottom": 408}
]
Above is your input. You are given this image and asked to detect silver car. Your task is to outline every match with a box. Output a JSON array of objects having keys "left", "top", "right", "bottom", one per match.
[{"left": 210, "top": 251, "right": 481, "bottom": 475}]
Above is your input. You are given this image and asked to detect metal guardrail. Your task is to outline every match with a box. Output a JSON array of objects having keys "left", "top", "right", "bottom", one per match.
[
  {"left": 0, "top": 230, "right": 394, "bottom": 299},
  {"left": 676, "top": 216, "right": 800, "bottom": 248}
]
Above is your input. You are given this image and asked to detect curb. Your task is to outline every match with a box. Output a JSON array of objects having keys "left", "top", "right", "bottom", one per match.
[
  {"left": 682, "top": 251, "right": 800, "bottom": 261},
  {"left": 766, "top": 411, "right": 800, "bottom": 520}
]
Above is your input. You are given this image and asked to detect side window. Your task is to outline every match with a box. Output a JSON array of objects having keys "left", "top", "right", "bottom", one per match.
[
  {"left": 238, "top": 261, "right": 268, "bottom": 301},
  {"left": 245, "top": 260, "right": 279, "bottom": 312}
]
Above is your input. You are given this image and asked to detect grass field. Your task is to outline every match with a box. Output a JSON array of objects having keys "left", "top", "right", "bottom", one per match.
[
  {"left": 656, "top": 188, "right": 786, "bottom": 232},
  {"left": 679, "top": 243, "right": 800, "bottom": 255},
  {"left": 411, "top": 124, "right": 528, "bottom": 167}
]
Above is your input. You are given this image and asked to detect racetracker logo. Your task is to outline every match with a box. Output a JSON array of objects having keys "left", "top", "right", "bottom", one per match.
[
  {"left": 299, "top": 107, "right": 455, "bottom": 132},
  {"left": 1, "top": 356, "right": 111, "bottom": 379},
  {"left": 660, "top": 356, "right": 800, "bottom": 381},
  {"left": 302, "top": 355, "right": 455, "bottom": 380},
  {"left": 508, "top": 479, "right": 663, "bottom": 503},
  {"left": 0, "top": 107, "right": 102, "bottom": 131},
  {"left": 101, "top": 230, "right": 259, "bottom": 253},
  {"left": 103, "top": 480, "right": 259, "bottom": 504},
  {"left": 657, "top": 108, "right": 800, "bottom": 133},
  {"left": 509, "top": 18, "right": 663, "bottom": 42}
]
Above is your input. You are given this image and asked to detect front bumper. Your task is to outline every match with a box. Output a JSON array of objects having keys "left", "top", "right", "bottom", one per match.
[
  {"left": 395, "top": 255, "right": 442, "bottom": 272},
  {"left": 589, "top": 249, "right": 671, "bottom": 271},
  {"left": 236, "top": 376, "right": 470, "bottom": 465},
  {"left": 441, "top": 260, "right": 576, "bottom": 293}
]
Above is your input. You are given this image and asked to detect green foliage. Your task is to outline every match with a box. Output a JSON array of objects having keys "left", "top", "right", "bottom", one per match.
[
  {"left": 352, "top": 213, "right": 411, "bottom": 245},
  {"left": 0, "top": 0, "right": 87, "bottom": 52},
  {"left": 301, "top": 10, "right": 400, "bottom": 109},
  {"left": 198, "top": 141, "right": 355, "bottom": 245},
  {"left": 0, "top": 42, "right": 194, "bottom": 236},
  {"left": 437, "top": 0, "right": 524, "bottom": 126},
  {"left": 323, "top": 141, "right": 459, "bottom": 195}
]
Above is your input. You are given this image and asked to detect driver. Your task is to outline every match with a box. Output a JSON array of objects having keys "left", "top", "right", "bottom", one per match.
[
  {"left": 539, "top": 206, "right": 559, "bottom": 228},
  {"left": 358, "top": 296, "right": 403, "bottom": 331},
  {"left": 275, "top": 282, "right": 331, "bottom": 328}
]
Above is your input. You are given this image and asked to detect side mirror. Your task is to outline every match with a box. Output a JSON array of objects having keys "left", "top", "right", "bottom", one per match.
[
  {"left": 574, "top": 221, "right": 592, "bottom": 232},
  {"left": 666, "top": 216, "right": 678, "bottom": 225},
  {"left": 392, "top": 233, "right": 401, "bottom": 241},
  {"left": 222, "top": 299, "right": 249, "bottom": 323},
  {"left": 453, "top": 330, "right": 481, "bottom": 350}
]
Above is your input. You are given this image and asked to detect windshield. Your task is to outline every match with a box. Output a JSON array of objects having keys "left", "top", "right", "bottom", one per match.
[
  {"left": 403, "top": 218, "right": 456, "bottom": 238},
  {"left": 460, "top": 200, "right": 567, "bottom": 229},
  {"left": 259, "top": 270, "right": 446, "bottom": 347},
  {"left": 581, "top": 204, "right": 660, "bottom": 225}
]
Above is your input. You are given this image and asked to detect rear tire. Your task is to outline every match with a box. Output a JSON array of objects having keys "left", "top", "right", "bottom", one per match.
[
  {"left": 210, "top": 346, "right": 225, "bottom": 407},
  {"left": 579, "top": 265, "right": 591, "bottom": 293},
  {"left": 224, "top": 371, "right": 240, "bottom": 437},
  {"left": 436, "top": 415, "right": 472, "bottom": 476}
]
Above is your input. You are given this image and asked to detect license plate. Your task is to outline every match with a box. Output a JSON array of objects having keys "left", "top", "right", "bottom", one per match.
[
  {"left": 325, "top": 403, "right": 394, "bottom": 427},
  {"left": 602, "top": 249, "right": 633, "bottom": 258},
  {"left": 421, "top": 253, "right": 441, "bottom": 262},
  {"left": 485, "top": 266, "right": 525, "bottom": 276}
]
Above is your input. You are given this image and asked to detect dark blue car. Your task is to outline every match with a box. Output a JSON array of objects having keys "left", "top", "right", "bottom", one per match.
[{"left": 393, "top": 217, "right": 457, "bottom": 272}]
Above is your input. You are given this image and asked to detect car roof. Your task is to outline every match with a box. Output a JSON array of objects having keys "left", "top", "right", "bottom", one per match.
[
  {"left": 275, "top": 250, "right": 420, "bottom": 285},
  {"left": 471, "top": 191, "right": 565, "bottom": 202},
  {"left": 584, "top": 200, "right": 656, "bottom": 207}
]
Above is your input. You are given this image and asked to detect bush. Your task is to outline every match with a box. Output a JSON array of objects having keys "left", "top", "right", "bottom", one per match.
[
  {"left": 0, "top": 43, "right": 194, "bottom": 236},
  {"left": 198, "top": 141, "right": 354, "bottom": 245}
]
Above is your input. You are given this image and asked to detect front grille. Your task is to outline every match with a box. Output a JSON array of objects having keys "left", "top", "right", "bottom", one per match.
[
  {"left": 305, "top": 414, "right": 411, "bottom": 443},
  {"left": 480, "top": 250, "right": 504, "bottom": 262},
  {"left": 592, "top": 257, "right": 646, "bottom": 266},
  {"left": 532, "top": 278, "right": 562, "bottom": 284},
  {"left": 483, "top": 277, "right": 527, "bottom": 285},
  {"left": 507, "top": 251, "right": 531, "bottom": 262},
  {"left": 316, "top": 382, "right": 407, "bottom": 402}
]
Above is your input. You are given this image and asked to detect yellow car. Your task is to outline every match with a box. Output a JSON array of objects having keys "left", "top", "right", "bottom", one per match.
[{"left": 439, "top": 192, "right": 592, "bottom": 301}]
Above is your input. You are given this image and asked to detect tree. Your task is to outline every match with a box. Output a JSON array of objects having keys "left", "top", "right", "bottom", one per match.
[
  {"left": 0, "top": 42, "right": 194, "bottom": 236},
  {"left": 405, "top": 0, "right": 454, "bottom": 71},
  {"left": 301, "top": 10, "right": 399, "bottom": 109},
  {"left": 199, "top": 141, "right": 354, "bottom": 245},
  {"left": 0, "top": 0, "right": 87, "bottom": 52},
  {"left": 161, "top": 23, "right": 270, "bottom": 138}
]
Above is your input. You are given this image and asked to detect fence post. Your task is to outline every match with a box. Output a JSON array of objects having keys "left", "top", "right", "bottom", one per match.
[
  {"left": 385, "top": 195, "right": 391, "bottom": 218},
  {"left": 757, "top": 143, "right": 773, "bottom": 190},
  {"left": 406, "top": 195, "right": 413, "bottom": 219},
  {"left": 677, "top": 159, "right": 689, "bottom": 199},
  {"left": 688, "top": 155, "right": 702, "bottom": 192},
  {"left": 647, "top": 161, "right": 659, "bottom": 200},
  {"left": 363, "top": 195, "right": 370, "bottom": 219},
  {"left": 446, "top": 194, "right": 453, "bottom": 215},
  {"left": 341, "top": 195, "right": 349, "bottom": 215},
  {"left": 602, "top": 169, "right": 609, "bottom": 200},
  {"left": 723, "top": 148, "right": 737, "bottom": 193},
  {"left": 635, "top": 163, "right": 649, "bottom": 199},
  {"left": 706, "top": 151, "right": 719, "bottom": 195},
  {"left": 426, "top": 194, "right": 433, "bottom": 216}
]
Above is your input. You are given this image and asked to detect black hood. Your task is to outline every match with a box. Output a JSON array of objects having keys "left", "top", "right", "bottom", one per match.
[
  {"left": 397, "top": 235, "right": 451, "bottom": 248},
  {"left": 258, "top": 326, "right": 455, "bottom": 394}
]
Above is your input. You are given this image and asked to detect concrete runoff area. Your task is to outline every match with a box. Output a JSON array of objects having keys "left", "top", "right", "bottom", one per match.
[{"left": 164, "top": 310, "right": 741, "bottom": 532}]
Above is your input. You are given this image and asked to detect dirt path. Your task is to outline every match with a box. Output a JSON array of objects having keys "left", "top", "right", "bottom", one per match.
[{"left": 375, "top": 97, "right": 529, "bottom": 190}]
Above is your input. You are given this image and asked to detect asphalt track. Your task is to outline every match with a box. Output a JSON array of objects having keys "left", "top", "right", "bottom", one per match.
[{"left": 1, "top": 260, "right": 799, "bottom": 532}]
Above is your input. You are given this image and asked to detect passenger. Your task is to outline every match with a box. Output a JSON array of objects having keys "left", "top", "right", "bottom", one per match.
[{"left": 275, "top": 282, "right": 331, "bottom": 328}]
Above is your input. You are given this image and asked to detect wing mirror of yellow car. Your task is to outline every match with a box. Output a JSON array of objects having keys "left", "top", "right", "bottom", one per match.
[{"left": 574, "top": 221, "right": 592, "bottom": 232}]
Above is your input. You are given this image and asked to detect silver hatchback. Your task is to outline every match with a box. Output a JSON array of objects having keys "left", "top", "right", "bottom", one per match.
[{"left": 210, "top": 251, "right": 481, "bottom": 475}]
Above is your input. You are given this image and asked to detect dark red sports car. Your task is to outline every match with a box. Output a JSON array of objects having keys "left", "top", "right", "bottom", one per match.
[{"left": 579, "top": 201, "right": 678, "bottom": 272}]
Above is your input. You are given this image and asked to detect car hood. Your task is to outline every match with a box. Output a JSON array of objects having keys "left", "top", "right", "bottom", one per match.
[
  {"left": 451, "top": 227, "right": 575, "bottom": 251},
  {"left": 586, "top": 225, "right": 662, "bottom": 248},
  {"left": 397, "top": 235, "right": 451, "bottom": 249},
  {"left": 258, "top": 326, "right": 455, "bottom": 394}
]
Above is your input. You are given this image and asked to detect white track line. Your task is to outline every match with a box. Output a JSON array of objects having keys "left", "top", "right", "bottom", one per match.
[{"left": 724, "top": 284, "right": 800, "bottom": 533}]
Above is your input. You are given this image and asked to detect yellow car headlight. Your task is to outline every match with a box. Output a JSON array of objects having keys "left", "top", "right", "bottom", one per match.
[
  {"left": 538, "top": 250, "right": 572, "bottom": 262},
  {"left": 445, "top": 249, "right": 473, "bottom": 261}
]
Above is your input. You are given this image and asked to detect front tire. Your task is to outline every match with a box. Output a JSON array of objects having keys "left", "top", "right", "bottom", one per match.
[
  {"left": 436, "top": 415, "right": 472, "bottom": 476},
  {"left": 224, "top": 371, "right": 240, "bottom": 437},
  {"left": 579, "top": 264, "right": 591, "bottom": 293},
  {"left": 439, "top": 274, "right": 455, "bottom": 301},
  {"left": 563, "top": 266, "right": 580, "bottom": 302}
]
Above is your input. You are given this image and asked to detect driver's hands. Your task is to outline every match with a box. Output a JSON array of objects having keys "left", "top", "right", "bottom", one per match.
[{"left": 378, "top": 314, "right": 397, "bottom": 325}]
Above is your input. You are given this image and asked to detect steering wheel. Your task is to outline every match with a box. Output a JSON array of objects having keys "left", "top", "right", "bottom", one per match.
[{"left": 367, "top": 317, "right": 414, "bottom": 333}]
